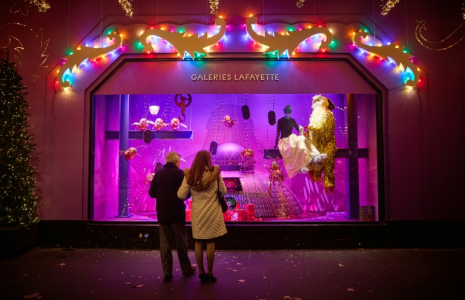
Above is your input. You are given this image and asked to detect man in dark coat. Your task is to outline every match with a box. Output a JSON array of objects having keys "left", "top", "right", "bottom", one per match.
[{"left": 149, "top": 151, "right": 195, "bottom": 282}]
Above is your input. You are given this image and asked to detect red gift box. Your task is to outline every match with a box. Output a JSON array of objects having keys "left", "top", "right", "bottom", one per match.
[{"left": 240, "top": 209, "right": 249, "bottom": 221}]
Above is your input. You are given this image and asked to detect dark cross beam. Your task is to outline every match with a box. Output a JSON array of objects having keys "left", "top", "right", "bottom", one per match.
[
  {"left": 346, "top": 94, "right": 360, "bottom": 220},
  {"left": 117, "top": 95, "right": 130, "bottom": 218}
]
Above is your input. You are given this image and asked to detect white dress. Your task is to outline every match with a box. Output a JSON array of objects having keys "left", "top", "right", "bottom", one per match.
[{"left": 278, "top": 133, "right": 320, "bottom": 178}]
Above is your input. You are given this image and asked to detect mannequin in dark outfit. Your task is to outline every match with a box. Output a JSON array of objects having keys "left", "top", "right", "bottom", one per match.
[{"left": 274, "top": 105, "right": 300, "bottom": 149}]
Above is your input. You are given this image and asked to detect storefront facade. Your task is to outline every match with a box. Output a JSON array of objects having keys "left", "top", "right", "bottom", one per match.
[{"left": 1, "top": 0, "right": 464, "bottom": 228}]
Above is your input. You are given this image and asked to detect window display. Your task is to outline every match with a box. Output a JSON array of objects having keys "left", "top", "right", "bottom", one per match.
[{"left": 91, "top": 93, "right": 380, "bottom": 222}]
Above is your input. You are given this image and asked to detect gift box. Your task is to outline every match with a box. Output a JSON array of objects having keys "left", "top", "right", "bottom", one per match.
[
  {"left": 240, "top": 209, "right": 249, "bottom": 221},
  {"left": 245, "top": 204, "right": 255, "bottom": 216}
]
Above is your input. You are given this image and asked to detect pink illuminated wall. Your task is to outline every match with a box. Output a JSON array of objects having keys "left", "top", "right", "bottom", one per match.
[{"left": 1, "top": 0, "right": 464, "bottom": 221}]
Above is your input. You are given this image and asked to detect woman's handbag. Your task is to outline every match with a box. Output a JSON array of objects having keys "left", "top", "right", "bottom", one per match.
[{"left": 217, "top": 177, "right": 228, "bottom": 213}]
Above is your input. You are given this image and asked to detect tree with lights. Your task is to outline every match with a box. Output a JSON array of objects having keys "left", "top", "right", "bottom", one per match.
[{"left": 0, "top": 50, "right": 38, "bottom": 228}]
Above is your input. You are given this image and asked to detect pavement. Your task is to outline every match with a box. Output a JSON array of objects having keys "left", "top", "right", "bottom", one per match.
[{"left": 1, "top": 248, "right": 464, "bottom": 300}]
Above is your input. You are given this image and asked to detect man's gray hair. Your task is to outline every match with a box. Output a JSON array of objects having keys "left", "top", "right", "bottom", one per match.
[{"left": 166, "top": 151, "right": 180, "bottom": 164}]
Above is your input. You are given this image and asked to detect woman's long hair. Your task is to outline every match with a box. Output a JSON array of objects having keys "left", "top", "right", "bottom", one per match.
[{"left": 187, "top": 150, "right": 214, "bottom": 187}]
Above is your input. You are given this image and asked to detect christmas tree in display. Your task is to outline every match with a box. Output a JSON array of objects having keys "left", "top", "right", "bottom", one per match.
[{"left": 0, "top": 50, "right": 38, "bottom": 228}]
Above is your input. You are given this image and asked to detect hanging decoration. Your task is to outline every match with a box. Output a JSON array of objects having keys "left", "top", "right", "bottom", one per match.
[
  {"left": 140, "top": 17, "right": 226, "bottom": 59},
  {"left": 28, "top": 0, "right": 50, "bottom": 13},
  {"left": 174, "top": 94, "right": 192, "bottom": 122},
  {"left": 246, "top": 16, "right": 333, "bottom": 58},
  {"left": 57, "top": 32, "right": 123, "bottom": 89},
  {"left": 153, "top": 118, "right": 168, "bottom": 131},
  {"left": 221, "top": 115, "right": 238, "bottom": 128},
  {"left": 118, "top": 0, "right": 134, "bottom": 17},
  {"left": 381, "top": 0, "right": 400, "bottom": 16},
  {"left": 267, "top": 158, "right": 286, "bottom": 189},
  {"left": 296, "top": 0, "right": 306, "bottom": 8},
  {"left": 239, "top": 149, "right": 255, "bottom": 173},
  {"left": 415, "top": 20, "right": 465, "bottom": 51},
  {"left": 120, "top": 147, "right": 137, "bottom": 160},
  {"left": 209, "top": 0, "right": 219, "bottom": 14},
  {"left": 353, "top": 30, "right": 419, "bottom": 88},
  {"left": 132, "top": 118, "right": 155, "bottom": 131}
]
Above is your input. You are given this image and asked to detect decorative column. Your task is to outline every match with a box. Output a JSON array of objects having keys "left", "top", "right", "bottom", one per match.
[
  {"left": 346, "top": 94, "right": 360, "bottom": 219},
  {"left": 118, "top": 95, "right": 130, "bottom": 217}
]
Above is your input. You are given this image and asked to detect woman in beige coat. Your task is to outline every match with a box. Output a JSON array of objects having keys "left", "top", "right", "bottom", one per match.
[{"left": 177, "top": 150, "right": 227, "bottom": 283}]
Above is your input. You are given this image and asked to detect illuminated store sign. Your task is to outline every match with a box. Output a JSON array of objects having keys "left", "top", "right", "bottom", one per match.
[{"left": 191, "top": 73, "right": 279, "bottom": 81}]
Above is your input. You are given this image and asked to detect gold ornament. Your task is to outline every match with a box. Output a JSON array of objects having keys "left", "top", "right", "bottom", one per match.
[
  {"left": 140, "top": 17, "right": 226, "bottom": 59},
  {"left": 415, "top": 20, "right": 465, "bottom": 51},
  {"left": 353, "top": 31, "right": 419, "bottom": 87},
  {"left": 57, "top": 32, "right": 123, "bottom": 89},
  {"left": 27, "top": 0, "right": 50, "bottom": 13},
  {"left": 381, "top": 0, "right": 400, "bottom": 16},
  {"left": 246, "top": 16, "right": 333, "bottom": 57},
  {"left": 209, "top": 0, "right": 219, "bottom": 15},
  {"left": 296, "top": 0, "right": 306, "bottom": 8},
  {"left": 307, "top": 111, "right": 336, "bottom": 194},
  {"left": 118, "top": 0, "right": 133, "bottom": 17}
]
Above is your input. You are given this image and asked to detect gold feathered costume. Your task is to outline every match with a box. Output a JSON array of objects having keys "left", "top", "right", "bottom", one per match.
[{"left": 306, "top": 95, "right": 337, "bottom": 193}]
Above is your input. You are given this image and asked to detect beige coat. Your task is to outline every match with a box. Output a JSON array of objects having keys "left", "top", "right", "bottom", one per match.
[{"left": 177, "top": 166, "right": 227, "bottom": 240}]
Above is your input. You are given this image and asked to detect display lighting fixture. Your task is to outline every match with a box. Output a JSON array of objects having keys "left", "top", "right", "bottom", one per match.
[{"left": 149, "top": 105, "right": 160, "bottom": 115}]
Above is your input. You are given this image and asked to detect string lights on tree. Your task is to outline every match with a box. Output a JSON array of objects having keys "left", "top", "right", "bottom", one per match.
[{"left": 0, "top": 50, "right": 39, "bottom": 228}]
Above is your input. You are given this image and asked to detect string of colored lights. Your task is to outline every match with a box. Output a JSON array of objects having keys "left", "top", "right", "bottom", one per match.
[
  {"left": 351, "top": 29, "right": 420, "bottom": 90},
  {"left": 56, "top": 19, "right": 420, "bottom": 92}
]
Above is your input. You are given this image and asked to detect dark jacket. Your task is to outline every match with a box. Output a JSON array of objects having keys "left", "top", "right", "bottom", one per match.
[{"left": 148, "top": 162, "right": 186, "bottom": 223}]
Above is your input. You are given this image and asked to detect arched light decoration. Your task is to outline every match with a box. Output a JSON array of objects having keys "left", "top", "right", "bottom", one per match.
[
  {"left": 246, "top": 16, "right": 333, "bottom": 58},
  {"left": 140, "top": 18, "right": 226, "bottom": 60},
  {"left": 57, "top": 32, "right": 123, "bottom": 89},
  {"left": 353, "top": 31, "right": 419, "bottom": 88}
]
